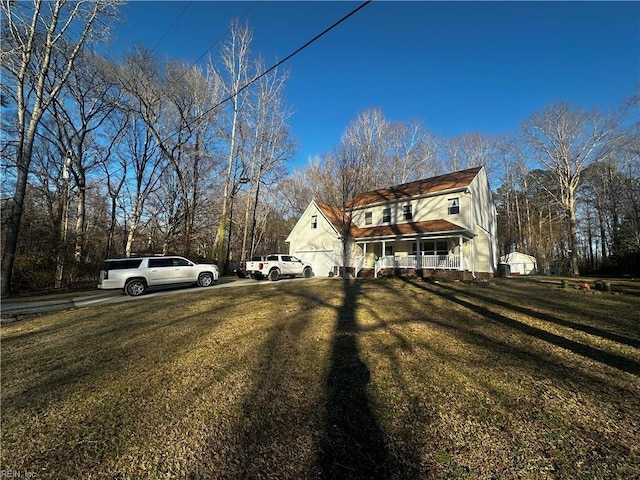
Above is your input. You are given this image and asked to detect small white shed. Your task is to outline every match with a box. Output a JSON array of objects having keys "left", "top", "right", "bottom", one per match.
[{"left": 499, "top": 252, "right": 537, "bottom": 275}]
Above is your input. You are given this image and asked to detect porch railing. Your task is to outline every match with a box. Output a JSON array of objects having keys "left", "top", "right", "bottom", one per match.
[{"left": 374, "top": 255, "right": 466, "bottom": 278}]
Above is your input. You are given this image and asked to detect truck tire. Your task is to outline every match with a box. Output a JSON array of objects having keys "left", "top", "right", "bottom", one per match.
[
  {"left": 268, "top": 268, "right": 280, "bottom": 281},
  {"left": 197, "top": 272, "right": 214, "bottom": 287},
  {"left": 124, "top": 279, "right": 146, "bottom": 296},
  {"left": 303, "top": 267, "right": 312, "bottom": 278}
]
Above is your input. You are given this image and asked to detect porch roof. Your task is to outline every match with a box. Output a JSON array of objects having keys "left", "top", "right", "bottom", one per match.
[{"left": 352, "top": 219, "right": 473, "bottom": 241}]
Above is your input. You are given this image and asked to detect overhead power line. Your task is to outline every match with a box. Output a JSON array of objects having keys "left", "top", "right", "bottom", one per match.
[
  {"left": 94, "top": 0, "right": 372, "bottom": 185},
  {"left": 150, "top": 1, "right": 193, "bottom": 53},
  {"left": 209, "top": 0, "right": 373, "bottom": 111}
]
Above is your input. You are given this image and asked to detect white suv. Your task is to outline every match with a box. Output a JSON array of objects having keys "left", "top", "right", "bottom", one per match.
[{"left": 98, "top": 256, "right": 219, "bottom": 296}]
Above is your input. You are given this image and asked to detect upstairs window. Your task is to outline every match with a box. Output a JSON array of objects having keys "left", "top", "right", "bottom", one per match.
[
  {"left": 365, "top": 211, "right": 373, "bottom": 226},
  {"left": 403, "top": 204, "right": 413, "bottom": 220},
  {"left": 448, "top": 197, "right": 460, "bottom": 215},
  {"left": 382, "top": 207, "right": 391, "bottom": 223},
  {"left": 311, "top": 215, "right": 318, "bottom": 229}
]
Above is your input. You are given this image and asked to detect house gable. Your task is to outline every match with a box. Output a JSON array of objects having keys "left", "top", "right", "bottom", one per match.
[
  {"left": 285, "top": 200, "right": 340, "bottom": 244},
  {"left": 285, "top": 200, "right": 346, "bottom": 277}
]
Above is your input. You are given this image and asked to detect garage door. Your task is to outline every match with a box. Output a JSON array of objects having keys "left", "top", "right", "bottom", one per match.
[
  {"left": 510, "top": 262, "right": 525, "bottom": 275},
  {"left": 294, "top": 250, "right": 336, "bottom": 278}
]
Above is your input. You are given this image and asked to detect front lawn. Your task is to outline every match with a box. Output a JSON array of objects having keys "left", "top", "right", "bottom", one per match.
[{"left": 1, "top": 277, "right": 639, "bottom": 479}]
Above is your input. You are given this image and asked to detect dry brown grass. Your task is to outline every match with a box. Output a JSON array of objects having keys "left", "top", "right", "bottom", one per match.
[{"left": 1, "top": 276, "right": 639, "bottom": 479}]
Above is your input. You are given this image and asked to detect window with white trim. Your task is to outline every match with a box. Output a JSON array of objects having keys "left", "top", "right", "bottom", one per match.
[
  {"left": 403, "top": 204, "right": 413, "bottom": 220},
  {"left": 448, "top": 197, "right": 460, "bottom": 215},
  {"left": 365, "top": 211, "right": 373, "bottom": 225},
  {"left": 311, "top": 215, "right": 318, "bottom": 229},
  {"left": 421, "top": 241, "right": 448, "bottom": 256},
  {"left": 382, "top": 207, "right": 391, "bottom": 223}
]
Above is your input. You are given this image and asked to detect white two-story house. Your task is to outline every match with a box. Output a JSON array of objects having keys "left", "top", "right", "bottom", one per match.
[{"left": 286, "top": 166, "right": 498, "bottom": 279}]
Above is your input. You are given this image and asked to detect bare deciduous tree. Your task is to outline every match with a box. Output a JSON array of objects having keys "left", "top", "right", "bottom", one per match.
[
  {"left": 240, "top": 60, "right": 293, "bottom": 260},
  {"left": 210, "top": 20, "right": 253, "bottom": 272},
  {"left": 522, "top": 102, "right": 626, "bottom": 275},
  {"left": 1, "top": 0, "right": 121, "bottom": 296}
]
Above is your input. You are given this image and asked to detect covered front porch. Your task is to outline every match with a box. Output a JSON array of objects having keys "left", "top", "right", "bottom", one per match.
[{"left": 353, "top": 233, "right": 474, "bottom": 279}]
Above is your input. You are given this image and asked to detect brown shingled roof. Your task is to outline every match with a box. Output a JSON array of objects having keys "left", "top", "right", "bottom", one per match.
[
  {"left": 313, "top": 168, "right": 481, "bottom": 239},
  {"left": 352, "top": 219, "right": 469, "bottom": 239},
  {"left": 315, "top": 200, "right": 348, "bottom": 233},
  {"left": 346, "top": 166, "right": 482, "bottom": 208}
]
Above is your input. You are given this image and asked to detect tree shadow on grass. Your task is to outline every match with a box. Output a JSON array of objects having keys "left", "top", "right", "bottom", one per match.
[
  {"left": 319, "top": 278, "right": 391, "bottom": 479},
  {"left": 484, "top": 280, "right": 640, "bottom": 348},
  {"left": 407, "top": 279, "right": 640, "bottom": 377}
]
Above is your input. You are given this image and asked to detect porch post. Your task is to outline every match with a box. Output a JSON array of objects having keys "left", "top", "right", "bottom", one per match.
[
  {"left": 459, "top": 236, "right": 463, "bottom": 270},
  {"left": 417, "top": 236, "right": 421, "bottom": 270},
  {"left": 363, "top": 242, "right": 367, "bottom": 274}
]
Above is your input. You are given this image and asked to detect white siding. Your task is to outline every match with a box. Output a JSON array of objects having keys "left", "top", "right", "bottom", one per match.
[
  {"left": 351, "top": 192, "right": 473, "bottom": 229},
  {"left": 287, "top": 201, "right": 343, "bottom": 274}
]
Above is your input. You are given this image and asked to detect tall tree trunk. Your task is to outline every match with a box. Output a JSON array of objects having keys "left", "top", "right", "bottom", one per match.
[
  {"left": 213, "top": 105, "right": 238, "bottom": 272},
  {"left": 567, "top": 196, "right": 580, "bottom": 276},
  {"left": 74, "top": 169, "right": 87, "bottom": 261}
]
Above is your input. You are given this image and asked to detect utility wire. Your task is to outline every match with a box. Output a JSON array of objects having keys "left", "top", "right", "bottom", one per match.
[
  {"left": 208, "top": 0, "right": 372, "bottom": 112},
  {"left": 95, "top": 0, "right": 372, "bottom": 184},
  {"left": 168, "top": 0, "right": 372, "bottom": 144},
  {"left": 150, "top": 1, "right": 193, "bottom": 53}
]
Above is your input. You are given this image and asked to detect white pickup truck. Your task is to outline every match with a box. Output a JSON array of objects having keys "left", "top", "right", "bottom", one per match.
[{"left": 245, "top": 254, "right": 313, "bottom": 281}]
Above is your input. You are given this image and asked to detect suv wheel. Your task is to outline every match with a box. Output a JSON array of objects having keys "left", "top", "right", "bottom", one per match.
[
  {"left": 197, "top": 272, "right": 213, "bottom": 287},
  {"left": 124, "top": 279, "right": 146, "bottom": 296},
  {"left": 303, "top": 267, "right": 312, "bottom": 278}
]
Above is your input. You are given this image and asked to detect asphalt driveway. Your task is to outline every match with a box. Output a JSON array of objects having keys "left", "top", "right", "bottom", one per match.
[{"left": 0, "top": 275, "right": 298, "bottom": 320}]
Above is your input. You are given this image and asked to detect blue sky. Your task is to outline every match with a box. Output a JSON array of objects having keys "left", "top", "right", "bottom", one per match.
[{"left": 110, "top": 1, "right": 640, "bottom": 169}]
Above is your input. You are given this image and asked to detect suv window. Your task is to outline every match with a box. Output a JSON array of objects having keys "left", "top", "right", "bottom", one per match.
[
  {"left": 281, "top": 255, "right": 291, "bottom": 262},
  {"left": 103, "top": 259, "right": 143, "bottom": 270},
  {"left": 172, "top": 257, "right": 192, "bottom": 267},
  {"left": 148, "top": 258, "right": 173, "bottom": 268},
  {"left": 266, "top": 255, "right": 278, "bottom": 261}
]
